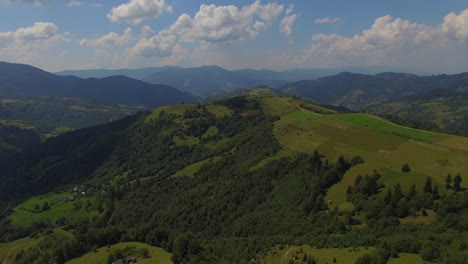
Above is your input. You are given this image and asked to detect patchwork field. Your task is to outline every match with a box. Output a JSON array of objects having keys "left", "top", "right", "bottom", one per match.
[
  {"left": 251, "top": 95, "right": 468, "bottom": 210},
  {"left": 66, "top": 242, "right": 172, "bottom": 264}
]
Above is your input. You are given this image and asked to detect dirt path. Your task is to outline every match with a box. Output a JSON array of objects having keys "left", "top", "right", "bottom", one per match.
[
  {"left": 2, "top": 245, "right": 19, "bottom": 264},
  {"left": 281, "top": 247, "right": 297, "bottom": 264}
]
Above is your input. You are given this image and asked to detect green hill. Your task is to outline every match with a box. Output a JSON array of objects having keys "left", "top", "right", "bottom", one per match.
[{"left": 0, "top": 91, "right": 466, "bottom": 264}]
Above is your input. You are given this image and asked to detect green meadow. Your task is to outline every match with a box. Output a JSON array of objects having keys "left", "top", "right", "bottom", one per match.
[
  {"left": 8, "top": 192, "right": 100, "bottom": 226},
  {"left": 66, "top": 242, "right": 172, "bottom": 264},
  {"left": 259, "top": 245, "right": 375, "bottom": 264}
]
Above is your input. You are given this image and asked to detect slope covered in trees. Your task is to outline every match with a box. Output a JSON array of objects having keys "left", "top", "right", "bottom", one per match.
[{"left": 0, "top": 91, "right": 466, "bottom": 264}]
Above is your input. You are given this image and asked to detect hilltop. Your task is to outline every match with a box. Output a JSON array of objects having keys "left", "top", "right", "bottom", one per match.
[{"left": 0, "top": 90, "right": 466, "bottom": 264}]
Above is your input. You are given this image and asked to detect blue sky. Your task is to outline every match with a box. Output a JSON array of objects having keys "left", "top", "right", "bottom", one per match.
[{"left": 0, "top": 0, "right": 467, "bottom": 73}]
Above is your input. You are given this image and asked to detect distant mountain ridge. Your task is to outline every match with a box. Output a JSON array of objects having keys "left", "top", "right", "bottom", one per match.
[
  {"left": 0, "top": 61, "right": 195, "bottom": 107},
  {"left": 55, "top": 65, "right": 425, "bottom": 97},
  {"left": 281, "top": 71, "right": 468, "bottom": 109}
]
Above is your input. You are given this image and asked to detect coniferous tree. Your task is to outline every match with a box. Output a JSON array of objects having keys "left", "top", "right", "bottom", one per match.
[
  {"left": 423, "top": 177, "right": 432, "bottom": 194},
  {"left": 445, "top": 174, "right": 452, "bottom": 189},
  {"left": 431, "top": 185, "right": 440, "bottom": 200},
  {"left": 401, "top": 163, "right": 411, "bottom": 173},
  {"left": 407, "top": 184, "right": 417, "bottom": 200},
  {"left": 453, "top": 174, "right": 462, "bottom": 192}
]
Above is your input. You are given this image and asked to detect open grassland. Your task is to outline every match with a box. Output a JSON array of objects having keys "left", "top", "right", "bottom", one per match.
[
  {"left": 0, "top": 228, "right": 72, "bottom": 264},
  {"left": 145, "top": 104, "right": 232, "bottom": 123},
  {"left": 0, "top": 237, "right": 39, "bottom": 264},
  {"left": 400, "top": 209, "right": 437, "bottom": 224},
  {"left": 253, "top": 96, "right": 468, "bottom": 210},
  {"left": 260, "top": 245, "right": 374, "bottom": 264},
  {"left": 8, "top": 192, "right": 100, "bottom": 226},
  {"left": 387, "top": 253, "right": 424, "bottom": 264},
  {"left": 172, "top": 157, "right": 221, "bottom": 178},
  {"left": 66, "top": 242, "right": 172, "bottom": 264}
]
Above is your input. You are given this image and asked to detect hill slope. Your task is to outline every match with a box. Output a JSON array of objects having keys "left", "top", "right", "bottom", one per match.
[{"left": 0, "top": 91, "right": 466, "bottom": 264}]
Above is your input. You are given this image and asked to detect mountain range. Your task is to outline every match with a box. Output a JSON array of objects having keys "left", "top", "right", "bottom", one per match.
[{"left": 56, "top": 65, "right": 425, "bottom": 97}]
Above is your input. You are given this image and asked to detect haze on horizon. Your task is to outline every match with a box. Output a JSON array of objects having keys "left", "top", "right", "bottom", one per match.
[{"left": 0, "top": 0, "right": 467, "bottom": 74}]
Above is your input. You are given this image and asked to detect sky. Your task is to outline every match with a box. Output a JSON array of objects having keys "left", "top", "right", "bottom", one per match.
[{"left": 0, "top": 0, "right": 467, "bottom": 73}]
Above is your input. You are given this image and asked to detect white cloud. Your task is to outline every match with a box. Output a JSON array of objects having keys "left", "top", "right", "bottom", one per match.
[
  {"left": 67, "top": 1, "right": 102, "bottom": 8},
  {"left": 80, "top": 27, "right": 133, "bottom": 47},
  {"left": 442, "top": 9, "right": 468, "bottom": 43},
  {"left": 107, "top": 0, "right": 172, "bottom": 25},
  {"left": 141, "top": 25, "right": 153, "bottom": 37},
  {"left": 67, "top": 1, "right": 81, "bottom": 7},
  {"left": 130, "top": 0, "right": 284, "bottom": 57},
  {"left": 280, "top": 5, "right": 298, "bottom": 37},
  {"left": 300, "top": 10, "right": 468, "bottom": 71},
  {"left": 314, "top": 17, "right": 341, "bottom": 24},
  {"left": 0, "top": 22, "right": 58, "bottom": 46},
  {"left": 3, "top": 0, "right": 51, "bottom": 5}
]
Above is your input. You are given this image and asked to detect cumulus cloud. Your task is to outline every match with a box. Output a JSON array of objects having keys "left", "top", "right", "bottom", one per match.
[
  {"left": 442, "top": 9, "right": 468, "bottom": 43},
  {"left": 314, "top": 17, "right": 341, "bottom": 24},
  {"left": 130, "top": 0, "right": 284, "bottom": 57},
  {"left": 0, "top": 22, "right": 58, "bottom": 46},
  {"left": 280, "top": 5, "right": 298, "bottom": 37},
  {"left": 107, "top": 0, "right": 173, "bottom": 25},
  {"left": 301, "top": 10, "right": 468, "bottom": 70},
  {"left": 80, "top": 27, "right": 133, "bottom": 47}
]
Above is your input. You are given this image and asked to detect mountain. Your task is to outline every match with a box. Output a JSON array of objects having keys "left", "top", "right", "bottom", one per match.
[
  {"left": 56, "top": 66, "right": 424, "bottom": 98},
  {"left": 141, "top": 66, "right": 253, "bottom": 97},
  {"left": 55, "top": 66, "right": 182, "bottom": 80},
  {"left": 282, "top": 72, "right": 468, "bottom": 109},
  {"left": 367, "top": 86, "right": 468, "bottom": 135},
  {"left": 0, "top": 61, "right": 195, "bottom": 108},
  {"left": 1, "top": 90, "right": 466, "bottom": 263}
]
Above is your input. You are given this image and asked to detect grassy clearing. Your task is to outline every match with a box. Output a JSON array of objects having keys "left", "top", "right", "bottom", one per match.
[
  {"left": 172, "top": 157, "right": 221, "bottom": 178},
  {"left": 66, "top": 242, "right": 172, "bottom": 264},
  {"left": 0, "top": 237, "right": 40, "bottom": 264},
  {"left": 8, "top": 192, "right": 100, "bottom": 226},
  {"left": 173, "top": 135, "right": 199, "bottom": 146},
  {"left": 387, "top": 253, "right": 424, "bottom": 264},
  {"left": 260, "top": 245, "right": 374, "bottom": 264},
  {"left": 333, "top": 114, "right": 435, "bottom": 141},
  {"left": 202, "top": 126, "right": 219, "bottom": 139},
  {"left": 145, "top": 104, "right": 195, "bottom": 122},
  {"left": 400, "top": 210, "right": 437, "bottom": 224},
  {"left": 205, "top": 104, "right": 232, "bottom": 117}
]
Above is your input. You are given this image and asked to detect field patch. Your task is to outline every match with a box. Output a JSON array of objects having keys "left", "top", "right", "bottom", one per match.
[
  {"left": 259, "top": 245, "right": 374, "bottom": 264},
  {"left": 0, "top": 237, "right": 40, "bottom": 264},
  {"left": 66, "top": 242, "right": 172, "bottom": 264},
  {"left": 172, "top": 157, "right": 221, "bottom": 178},
  {"left": 8, "top": 192, "right": 101, "bottom": 226},
  {"left": 387, "top": 253, "right": 424, "bottom": 264}
]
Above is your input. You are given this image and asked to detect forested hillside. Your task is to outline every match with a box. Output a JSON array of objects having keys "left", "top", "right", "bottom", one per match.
[{"left": 0, "top": 91, "right": 466, "bottom": 264}]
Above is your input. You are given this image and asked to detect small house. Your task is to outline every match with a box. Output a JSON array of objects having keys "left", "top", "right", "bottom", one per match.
[
  {"left": 72, "top": 186, "right": 79, "bottom": 192},
  {"left": 126, "top": 255, "right": 137, "bottom": 263}
]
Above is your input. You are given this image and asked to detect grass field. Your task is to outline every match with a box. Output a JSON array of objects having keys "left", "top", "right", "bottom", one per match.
[
  {"left": 0, "top": 237, "right": 40, "bottom": 264},
  {"left": 387, "top": 253, "right": 424, "bottom": 264},
  {"left": 8, "top": 192, "right": 100, "bottom": 226},
  {"left": 66, "top": 242, "right": 172, "bottom": 264},
  {"left": 251, "top": 96, "right": 468, "bottom": 211},
  {"left": 171, "top": 157, "right": 221, "bottom": 178},
  {"left": 0, "top": 228, "right": 73, "bottom": 264},
  {"left": 259, "top": 245, "right": 374, "bottom": 264}
]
